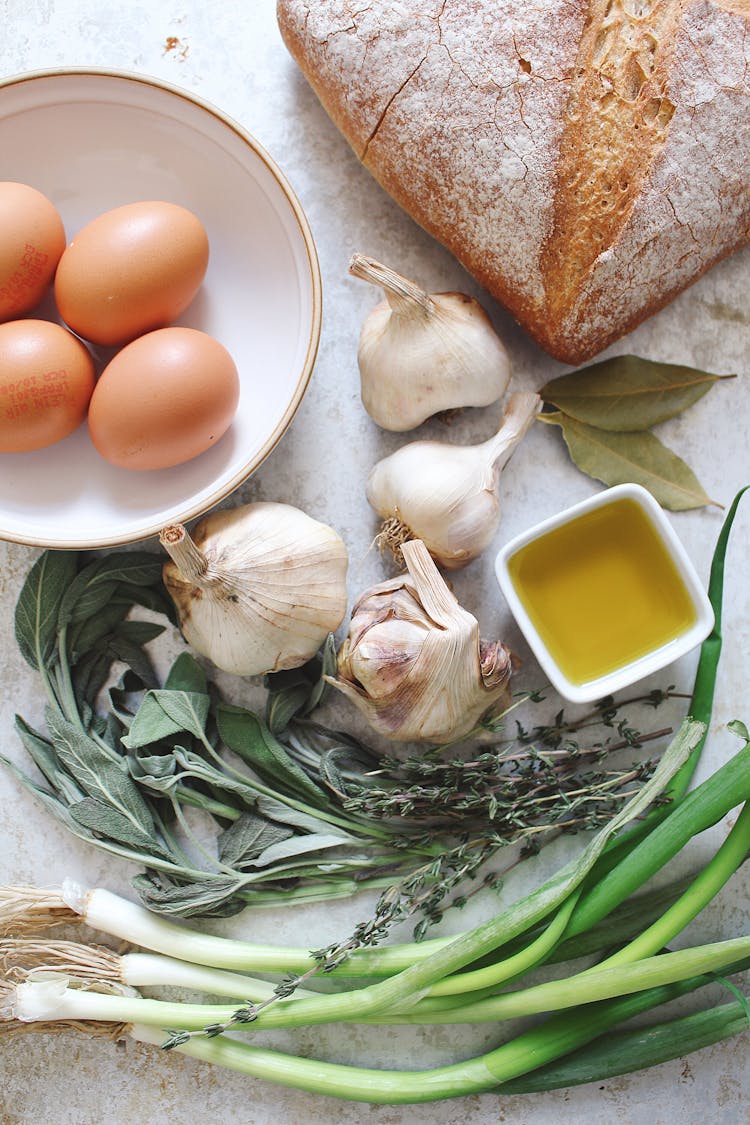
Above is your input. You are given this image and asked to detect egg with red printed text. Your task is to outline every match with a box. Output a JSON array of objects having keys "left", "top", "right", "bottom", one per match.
[
  {"left": 0, "top": 319, "right": 95, "bottom": 452},
  {"left": 54, "top": 200, "right": 209, "bottom": 346},
  {"left": 88, "top": 326, "right": 239, "bottom": 470},
  {"left": 0, "top": 183, "right": 66, "bottom": 321}
]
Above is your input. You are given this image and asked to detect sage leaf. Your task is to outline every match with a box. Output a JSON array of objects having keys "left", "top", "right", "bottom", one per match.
[
  {"left": 128, "top": 747, "right": 179, "bottom": 794},
  {"left": 106, "top": 630, "right": 161, "bottom": 688},
  {"left": 266, "top": 683, "right": 312, "bottom": 735},
  {"left": 116, "top": 620, "right": 166, "bottom": 646},
  {"left": 244, "top": 832, "right": 352, "bottom": 869},
  {"left": 305, "top": 632, "right": 338, "bottom": 715},
  {"left": 123, "top": 689, "right": 210, "bottom": 748},
  {"left": 318, "top": 743, "right": 377, "bottom": 794},
  {"left": 541, "top": 356, "right": 732, "bottom": 431},
  {"left": 217, "top": 704, "right": 328, "bottom": 807},
  {"left": 57, "top": 552, "right": 162, "bottom": 630},
  {"left": 265, "top": 634, "right": 338, "bottom": 732},
  {"left": 544, "top": 412, "right": 718, "bottom": 510},
  {"left": 70, "top": 797, "right": 172, "bottom": 859},
  {"left": 46, "top": 708, "right": 157, "bottom": 836},
  {"left": 116, "top": 581, "right": 177, "bottom": 623},
  {"left": 164, "top": 652, "right": 208, "bottom": 694},
  {"left": 252, "top": 794, "right": 344, "bottom": 836},
  {"left": 131, "top": 874, "right": 249, "bottom": 918},
  {"left": 14, "top": 715, "right": 84, "bottom": 804},
  {"left": 0, "top": 751, "right": 84, "bottom": 828},
  {"left": 68, "top": 601, "right": 130, "bottom": 661},
  {"left": 15, "top": 550, "right": 78, "bottom": 671},
  {"left": 218, "top": 812, "right": 294, "bottom": 867},
  {"left": 73, "top": 649, "right": 118, "bottom": 709}
]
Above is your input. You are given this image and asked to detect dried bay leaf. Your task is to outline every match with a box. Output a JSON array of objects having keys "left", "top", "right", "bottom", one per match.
[
  {"left": 541, "top": 355, "right": 733, "bottom": 431},
  {"left": 543, "top": 412, "right": 718, "bottom": 510}
]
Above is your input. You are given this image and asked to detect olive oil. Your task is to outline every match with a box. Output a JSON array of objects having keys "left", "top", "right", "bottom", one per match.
[{"left": 506, "top": 497, "right": 698, "bottom": 686}]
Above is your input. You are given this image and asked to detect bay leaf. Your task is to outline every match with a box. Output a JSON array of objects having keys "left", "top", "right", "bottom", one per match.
[
  {"left": 541, "top": 355, "right": 732, "bottom": 431},
  {"left": 544, "top": 412, "right": 718, "bottom": 510}
]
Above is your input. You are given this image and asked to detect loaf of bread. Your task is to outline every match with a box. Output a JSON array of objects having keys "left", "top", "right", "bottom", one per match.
[{"left": 277, "top": 0, "right": 750, "bottom": 364}]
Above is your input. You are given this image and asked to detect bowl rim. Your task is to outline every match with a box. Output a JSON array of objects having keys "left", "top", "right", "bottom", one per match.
[
  {"left": 0, "top": 66, "right": 323, "bottom": 550},
  {"left": 494, "top": 482, "right": 715, "bottom": 704}
]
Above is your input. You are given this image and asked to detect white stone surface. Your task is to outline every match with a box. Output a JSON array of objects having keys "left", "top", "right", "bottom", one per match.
[{"left": 0, "top": 1, "right": 748, "bottom": 1121}]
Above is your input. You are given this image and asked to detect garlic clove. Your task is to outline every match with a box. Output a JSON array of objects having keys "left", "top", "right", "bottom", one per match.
[
  {"left": 328, "top": 539, "right": 513, "bottom": 743},
  {"left": 350, "top": 254, "right": 511, "bottom": 431},
  {"left": 366, "top": 391, "right": 541, "bottom": 569},
  {"left": 160, "top": 502, "right": 349, "bottom": 677}
]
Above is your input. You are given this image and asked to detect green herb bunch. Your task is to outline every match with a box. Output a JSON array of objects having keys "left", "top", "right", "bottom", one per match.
[{"left": 3, "top": 548, "right": 680, "bottom": 932}]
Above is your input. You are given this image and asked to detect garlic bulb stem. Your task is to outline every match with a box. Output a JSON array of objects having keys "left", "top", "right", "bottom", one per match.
[
  {"left": 349, "top": 254, "right": 433, "bottom": 318},
  {"left": 479, "top": 390, "right": 541, "bottom": 473},
  {"left": 160, "top": 524, "right": 211, "bottom": 584},
  {"left": 350, "top": 253, "right": 511, "bottom": 431},
  {"left": 367, "top": 391, "right": 541, "bottom": 569}
]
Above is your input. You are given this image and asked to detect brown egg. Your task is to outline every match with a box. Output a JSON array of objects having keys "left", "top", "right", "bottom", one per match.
[
  {"left": 54, "top": 201, "right": 209, "bottom": 346},
  {"left": 88, "top": 326, "right": 239, "bottom": 470},
  {"left": 0, "top": 183, "right": 66, "bottom": 321},
  {"left": 0, "top": 319, "right": 95, "bottom": 452}
]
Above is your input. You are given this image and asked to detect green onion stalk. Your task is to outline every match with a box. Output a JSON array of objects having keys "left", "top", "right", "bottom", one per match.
[{"left": 3, "top": 488, "right": 749, "bottom": 1104}]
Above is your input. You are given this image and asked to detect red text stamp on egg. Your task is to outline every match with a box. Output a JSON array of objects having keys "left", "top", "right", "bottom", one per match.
[
  {"left": 0, "top": 368, "right": 70, "bottom": 411},
  {"left": 0, "top": 243, "right": 50, "bottom": 305}
]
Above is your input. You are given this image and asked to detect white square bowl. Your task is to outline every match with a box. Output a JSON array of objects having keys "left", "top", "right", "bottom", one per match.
[{"left": 494, "top": 483, "right": 714, "bottom": 704}]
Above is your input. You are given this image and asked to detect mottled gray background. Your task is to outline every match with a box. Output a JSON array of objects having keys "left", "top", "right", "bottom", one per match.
[{"left": 0, "top": 2, "right": 748, "bottom": 1122}]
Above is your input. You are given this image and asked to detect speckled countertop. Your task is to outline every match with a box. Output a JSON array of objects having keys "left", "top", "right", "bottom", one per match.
[{"left": 0, "top": 2, "right": 749, "bottom": 1122}]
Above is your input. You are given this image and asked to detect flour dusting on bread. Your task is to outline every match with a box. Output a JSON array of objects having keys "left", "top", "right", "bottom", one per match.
[{"left": 278, "top": 0, "right": 750, "bottom": 362}]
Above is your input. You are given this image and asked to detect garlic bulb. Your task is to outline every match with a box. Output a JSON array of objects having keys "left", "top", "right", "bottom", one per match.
[
  {"left": 367, "top": 391, "right": 541, "bottom": 569},
  {"left": 328, "top": 539, "right": 513, "bottom": 743},
  {"left": 160, "top": 502, "right": 348, "bottom": 677},
  {"left": 350, "top": 254, "right": 511, "bottom": 431}
]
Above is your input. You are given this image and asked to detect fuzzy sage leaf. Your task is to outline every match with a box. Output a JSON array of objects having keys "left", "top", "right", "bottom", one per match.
[
  {"left": 122, "top": 689, "right": 211, "bottom": 749},
  {"left": 15, "top": 551, "right": 78, "bottom": 671}
]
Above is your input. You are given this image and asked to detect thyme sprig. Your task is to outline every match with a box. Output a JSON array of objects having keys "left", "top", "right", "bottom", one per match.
[{"left": 4, "top": 548, "right": 683, "bottom": 1048}]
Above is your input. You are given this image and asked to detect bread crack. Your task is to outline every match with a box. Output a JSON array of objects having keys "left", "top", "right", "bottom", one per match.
[{"left": 360, "top": 55, "right": 429, "bottom": 159}]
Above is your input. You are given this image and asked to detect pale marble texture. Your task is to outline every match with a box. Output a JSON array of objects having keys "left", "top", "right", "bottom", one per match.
[{"left": 0, "top": 2, "right": 748, "bottom": 1122}]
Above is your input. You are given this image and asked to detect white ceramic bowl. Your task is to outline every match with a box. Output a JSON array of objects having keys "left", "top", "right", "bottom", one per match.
[
  {"left": 0, "top": 68, "right": 321, "bottom": 548},
  {"left": 495, "top": 483, "right": 714, "bottom": 703}
]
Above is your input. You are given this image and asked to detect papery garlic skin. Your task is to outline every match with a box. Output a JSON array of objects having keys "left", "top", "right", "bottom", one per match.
[
  {"left": 160, "top": 503, "right": 348, "bottom": 677},
  {"left": 367, "top": 391, "right": 541, "bottom": 569},
  {"left": 328, "top": 539, "right": 513, "bottom": 743},
  {"left": 350, "top": 254, "right": 511, "bottom": 431}
]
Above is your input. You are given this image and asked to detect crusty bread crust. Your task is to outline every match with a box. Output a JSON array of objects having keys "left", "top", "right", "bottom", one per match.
[{"left": 278, "top": 0, "right": 750, "bottom": 364}]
